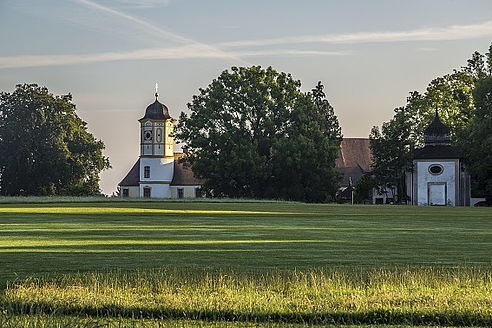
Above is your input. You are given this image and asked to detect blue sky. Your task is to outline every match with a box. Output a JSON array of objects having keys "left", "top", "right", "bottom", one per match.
[{"left": 1, "top": 0, "right": 492, "bottom": 195}]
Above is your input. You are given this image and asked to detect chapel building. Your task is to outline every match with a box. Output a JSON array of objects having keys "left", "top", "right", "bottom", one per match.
[
  {"left": 118, "top": 92, "right": 202, "bottom": 198},
  {"left": 406, "top": 111, "right": 471, "bottom": 206}
]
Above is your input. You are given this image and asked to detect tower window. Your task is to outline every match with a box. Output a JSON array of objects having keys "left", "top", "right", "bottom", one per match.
[
  {"left": 429, "top": 164, "right": 443, "bottom": 175},
  {"left": 143, "top": 187, "right": 151, "bottom": 198},
  {"left": 144, "top": 166, "right": 150, "bottom": 178}
]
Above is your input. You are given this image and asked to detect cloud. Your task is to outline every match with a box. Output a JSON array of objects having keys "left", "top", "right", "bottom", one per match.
[
  {"left": 221, "top": 20, "right": 492, "bottom": 48},
  {"left": 2, "top": 17, "right": 492, "bottom": 69},
  {"left": 110, "top": 0, "right": 171, "bottom": 8},
  {"left": 0, "top": 46, "right": 350, "bottom": 69},
  {"left": 73, "top": 0, "right": 248, "bottom": 64}
]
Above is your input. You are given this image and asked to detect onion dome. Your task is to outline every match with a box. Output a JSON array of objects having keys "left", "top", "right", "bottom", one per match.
[
  {"left": 140, "top": 92, "right": 172, "bottom": 121},
  {"left": 424, "top": 110, "right": 451, "bottom": 146}
]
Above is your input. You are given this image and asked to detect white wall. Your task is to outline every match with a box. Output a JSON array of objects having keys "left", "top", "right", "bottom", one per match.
[
  {"left": 140, "top": 183, "right": 171, "bottom": 198},
  {"left": 415, "top": 160, "right": 457, "bottom": 206},
  {"left": 139, "top": 157, "right": 174, "bottom": 198},
  {"left": 171, "top": 185, "right": 201, "bottom": 198}
]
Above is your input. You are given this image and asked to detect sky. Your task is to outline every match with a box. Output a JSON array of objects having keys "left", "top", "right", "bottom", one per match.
[{"left": 1, "top": 0, "right": 492, "bottom": 195}]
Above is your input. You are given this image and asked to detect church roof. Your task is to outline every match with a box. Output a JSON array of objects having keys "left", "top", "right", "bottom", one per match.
[
  {"left": 171, "top": 154, "right": 204, "bottom": 186},
  {"left": 414, "top": 111, "right": 462, "bottom": 159},
  {"left": 139, "top": 94, "right": 172, "bottom": 121},
  {"left": 413, "top": 145, "right": 463, "bottom": 159},
  {"left": 119, "top": 159, "right": 140, "bottom": 187},
  {"left": 335, "top": 138, "right": 372, "bottom": 187},
  {"left": 424, "top": 111, "right": 451, "bottom": 145}
]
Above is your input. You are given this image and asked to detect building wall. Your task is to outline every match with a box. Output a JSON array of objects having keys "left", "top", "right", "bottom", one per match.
[
  {"left": 139, "top": 157, "right": 174, "bottom": 198},
  {"left": 170, "top": 185, "right": 201, "bottom": 198},
  {"left": 413, "top": 160, "right": 459, "bottom": 206},
  {"left": 140, "top": 158, "right": 173, "bottom": 183},
  {"left": 140, "top": 119, "right": 174, "bottom": 157},
  {"left": 140, "top": 183, "right": 171, "bottom": 198},
  {"left": 121, "top": 186, "right": 140, "bottom": 198}
]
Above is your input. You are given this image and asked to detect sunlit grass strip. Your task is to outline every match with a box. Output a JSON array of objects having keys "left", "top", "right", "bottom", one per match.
[
  {"left": 0, "top": 239, "right": 338, "bottom": 252},
  {"left": 0, "top": 207, "right": 283, "bottom": 215},
  {"left": 3, "top": 267, "right": 492, "bottom": 326}
]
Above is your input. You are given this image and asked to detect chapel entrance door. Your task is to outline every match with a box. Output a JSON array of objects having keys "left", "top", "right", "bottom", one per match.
[{"left": 428, "top": 183, "right": 446, "bottom": 206}]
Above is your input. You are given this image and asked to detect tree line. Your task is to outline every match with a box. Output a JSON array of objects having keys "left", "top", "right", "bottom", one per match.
[{"left": 2, "top": 43, "right": 492, "bottom": 202}]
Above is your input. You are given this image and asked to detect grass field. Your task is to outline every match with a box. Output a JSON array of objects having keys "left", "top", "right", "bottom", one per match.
[{"left": 0, "top": 198, "right": 491, "bottom": 326}]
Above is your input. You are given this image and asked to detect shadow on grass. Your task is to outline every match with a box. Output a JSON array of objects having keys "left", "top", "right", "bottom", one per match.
[{"left": 3, "top": 299, "right": 492, "bottom": 327}]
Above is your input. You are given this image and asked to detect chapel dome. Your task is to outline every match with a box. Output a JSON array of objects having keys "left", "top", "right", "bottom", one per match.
[
  {"left": 424, "top": 111, "right": 451, "bottom": 145},
  {"left": 140, "top": 93, "right": 172, "bottom": 121}
]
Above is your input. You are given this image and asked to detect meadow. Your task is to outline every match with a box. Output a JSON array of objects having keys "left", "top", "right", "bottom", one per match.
[{"left": 0, "top": 198, "right": 491, "bottom": 327}]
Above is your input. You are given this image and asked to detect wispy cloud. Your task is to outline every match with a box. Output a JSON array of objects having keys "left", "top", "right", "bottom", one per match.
[
  {"left": 2, "top": 18, "right": 492, "bottom": 69},
  {"left": 110, "top": 0, "right": 171, "bottom": 9},
  {"left": 72, "top": 0, "right": 248, "bottom": 64},
  {"left": 221, "top": 20, "right": 492, "bottom": 48},
  {"left": 0, "top": 46, "right": 351, "bottom": 69}
]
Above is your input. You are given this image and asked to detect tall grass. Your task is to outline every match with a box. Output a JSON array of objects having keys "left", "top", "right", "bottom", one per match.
[{"left": 2, "top": 267, "right": 492, "bottom": 326}]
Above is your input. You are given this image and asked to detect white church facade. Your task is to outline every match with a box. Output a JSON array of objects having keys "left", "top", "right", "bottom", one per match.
[
  {"left": 406, "top": 111, "right": 471, "bottom": 206},
  {"left": 118, "top": 92, "right": 202, "bottom": 199}
]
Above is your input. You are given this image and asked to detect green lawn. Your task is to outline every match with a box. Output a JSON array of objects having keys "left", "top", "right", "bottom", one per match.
[
  {"left": 1, "top": 199, "right": 492, "bottom": 326},
  {"left": 0, "top": 200, "right": 491, "bottom": 287}
]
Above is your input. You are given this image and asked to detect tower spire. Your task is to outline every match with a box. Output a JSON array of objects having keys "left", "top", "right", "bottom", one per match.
[{"left": 155, "top": 83, "right": 158, "bottom": 100}]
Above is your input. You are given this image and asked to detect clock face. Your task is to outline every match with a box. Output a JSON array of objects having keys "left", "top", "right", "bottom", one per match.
[{"left": 144, "top": 130, "right": 152, "bottom": 141}]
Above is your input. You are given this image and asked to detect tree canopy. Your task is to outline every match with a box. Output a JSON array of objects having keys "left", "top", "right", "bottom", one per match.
[
  {"left": 0, "top": 84, "right": 111, "bottom": 196},
  {"left": 369, "top": 43, "right": 492, "bottom": 203},
  {"left": 462, "top": 76, "right": 492, "bottom": 204},
  {"left": 175, "top": 66, "right": 342, "bottom": 202}
]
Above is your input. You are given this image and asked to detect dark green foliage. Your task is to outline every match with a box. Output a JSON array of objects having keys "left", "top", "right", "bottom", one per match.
[
  {"left": 0, "top": 84, "right": 110, "bottom": 196},
  {"left": 369, "top": 46, "right": 486, "bottom": 201},
  {"left": 369, "top": 107, "right": 413, "bottom": 202},
  {"left": 353, "top": 174, "right": 375, "bottom": 203},
  {"left": 463, "top": 76, "right": 492, "bottom": 204},
  {"left": 176, "top": 66, "right": 342, "bottom": 202}
]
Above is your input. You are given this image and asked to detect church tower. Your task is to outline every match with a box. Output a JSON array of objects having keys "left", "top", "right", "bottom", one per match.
[
  {"left": 137, "top": 88, "right": 175, "bottom": 198},
  {"left": 407, "top": 111, "right": 470, "bottom": 206},
  {"left": 119, "top": 87, "right": 203, "bottom": 199}
]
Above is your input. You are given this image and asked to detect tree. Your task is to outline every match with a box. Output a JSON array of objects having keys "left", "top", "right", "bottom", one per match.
[
  {"left": 463, "top": 76, "right": 492, "bottom": 204},
  {"left": 353, "top": 174, "right": 375, "bottom": 204},
  {"left": 175, "top": 66, "right": 342, "bottom": 202},
  {"left": 369, "top": 67, "right": 477, "bottom": 203},
  {"left": 0, "top": 84, "right": 111, "bottom": 196},
  {"left": 369, "top": 107, "right": 413, "bottom": 202},
  {"left": 458, "top": 43, "right": 492, "bottom": 204}
]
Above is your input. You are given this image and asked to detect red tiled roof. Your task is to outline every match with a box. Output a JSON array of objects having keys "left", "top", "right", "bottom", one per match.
[
  {"left": 171, "top": 153, "right": 204, "bottom": 186},
  {"left": 119, "top": 159, "right": 140, "bottom": 187},
  {"left": 335, "top": 138, "right": 372, "bottom": 187}
]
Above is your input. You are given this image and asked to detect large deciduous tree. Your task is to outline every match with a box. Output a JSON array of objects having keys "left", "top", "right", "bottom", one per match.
[
  {"left": 463, "top": 76, "right": 492, "bottom": 204},
  {"left": 0, "top": 84, "right": 111, "bottom": 196},
  {"left": 369, "top": 107, "right": 414, "bottom": 202},
  {"left": 369, "top": 67, "right": 477, "bottom": 202},
  {"left": 369, "top": 43, "right": 492, "bottom": 203},
  {"left": 175, "top": 66, "right": 342, "bottom": 202}
]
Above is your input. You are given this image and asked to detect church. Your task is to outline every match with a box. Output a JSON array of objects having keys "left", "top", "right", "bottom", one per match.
[
  {"left": 406, "top": 111, "right": 471, "bottom": 206},
  {"left": 119, "top": 92, "right": 472, "bottom": 205},
  {"left": 118, "top": 92, "right": 202, "bottom": 199}
]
